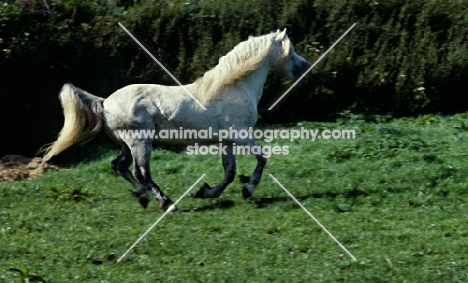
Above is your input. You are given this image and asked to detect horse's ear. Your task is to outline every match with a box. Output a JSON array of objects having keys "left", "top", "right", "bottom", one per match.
[{"left": 276, "top": 28, "right": 287, "bottom": 41}]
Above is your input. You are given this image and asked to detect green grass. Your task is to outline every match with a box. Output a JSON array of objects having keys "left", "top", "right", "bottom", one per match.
[{"left": 2, "top": 113, "right": 468, "bottom": 282}]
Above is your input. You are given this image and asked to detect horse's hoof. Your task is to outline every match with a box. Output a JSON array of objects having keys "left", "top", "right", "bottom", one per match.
[
  {"left": 139, "top": 195, "right": 150, "bottom": 208},
  {"left": 239, "top": 175, "right": 250, "bottom": 184},
  {"left": 160, "top": 198, "right": 178, "bottom": 212},
  {"left": 164, "top": 203, "right": 178, "bottom": 213},
  {"left": 193, "top": 188, "right": 205, "bottom": 198},
  {"left": 242, "top": 184, "right": 253, "bottom": 198},
  {"left": 193, "top": 182, "right": 211, "bottom": 198},
  {"left": 131, "top": 189, "right": 150, "bottom": 208}
]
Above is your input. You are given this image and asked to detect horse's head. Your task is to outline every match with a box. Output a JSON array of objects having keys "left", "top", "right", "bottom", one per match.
[{"left": 271, "top": 29, "right": 311, "bottom": 80}]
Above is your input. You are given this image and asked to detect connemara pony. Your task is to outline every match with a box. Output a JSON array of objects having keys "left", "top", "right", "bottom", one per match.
[{"left": 42, "top": 29, "right": 311, "bottom": 212}]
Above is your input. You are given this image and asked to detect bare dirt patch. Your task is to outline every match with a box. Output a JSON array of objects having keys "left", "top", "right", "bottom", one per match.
[{"left": 0, "top": 155, "right": 59, "bottom": 183}]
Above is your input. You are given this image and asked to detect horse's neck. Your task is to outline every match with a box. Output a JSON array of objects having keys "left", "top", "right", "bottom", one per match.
[{"left": 236, "top": 64, "right": 270, "bottom": 104}]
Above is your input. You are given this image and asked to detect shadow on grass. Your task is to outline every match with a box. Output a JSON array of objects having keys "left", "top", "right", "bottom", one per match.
[
  {"left": 249, "top": 188, "right": 369, "bottom": 209},
  {"left": 176, "top": 187, "right": 369, "bottom": 212},
  {"left": 179, "top": 199, "right": 236, "bottom": 213},
  {"left": 249, "top": 195, "right": 309, "bottom": 208}
]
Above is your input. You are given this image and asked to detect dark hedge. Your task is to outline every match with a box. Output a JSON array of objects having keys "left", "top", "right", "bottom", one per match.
[{"left": 1, "top": 0, "right": 467, "bottom": 156}]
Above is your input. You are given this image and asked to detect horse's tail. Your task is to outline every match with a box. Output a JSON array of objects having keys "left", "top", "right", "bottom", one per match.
[{"left": 42, "top": 83, "right": 105, "bottom": 162}]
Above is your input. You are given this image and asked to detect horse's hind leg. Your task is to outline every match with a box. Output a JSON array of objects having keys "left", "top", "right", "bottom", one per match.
[
  {"left": 110, "top": 145, "right": 149, "bottom": 208},
  {"left": 194, "top": 144, "right": 236, "bottom": 198},
  {"left": 237, "top": 139, "right": 267, "bottom": 198},
  {"left": 129, "top": 139, "right": 177, "bottom": 212}
]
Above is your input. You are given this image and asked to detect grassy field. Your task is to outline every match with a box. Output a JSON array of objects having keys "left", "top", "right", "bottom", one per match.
[{"left": 1, "top": 113, "right": 468, "bottom": 282}]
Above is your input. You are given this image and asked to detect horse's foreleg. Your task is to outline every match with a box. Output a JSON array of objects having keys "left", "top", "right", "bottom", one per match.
[
  {"left": 110, "top": 145, "right": 149, "bottom": 208},
  {"left": 194, "top": 144, "right": 236, "bottom": 198},
  {"left": 129, "top": 140, "right": 177, "bottom": 212},
  {"left": 237, "top": 139, "right": 267, "bottom": 198}
]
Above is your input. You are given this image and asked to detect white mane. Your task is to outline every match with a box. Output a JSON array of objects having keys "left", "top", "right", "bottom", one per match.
[{"left": 195, "top": 31, "right": 293, "bottom": 103}]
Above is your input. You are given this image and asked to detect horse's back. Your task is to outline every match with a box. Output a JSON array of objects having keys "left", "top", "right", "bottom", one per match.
[{"left": 102, "top": 83, "right": 215, "bottom": 134}]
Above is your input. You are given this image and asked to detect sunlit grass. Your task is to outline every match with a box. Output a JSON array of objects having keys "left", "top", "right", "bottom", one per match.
[{"left": 1, "top": 113, "right": 468, "bottom": 282}]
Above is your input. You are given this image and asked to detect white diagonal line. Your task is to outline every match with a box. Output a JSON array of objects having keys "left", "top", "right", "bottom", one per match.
[
  {"left": 269, "top": 174, "right": 357, "bottom": 261},
  {"left": 268, "top": 23, "right": 356, "bottom": 110},
  {"left": 117, "top": 174, "right": 206, "bottom": 262},
  {"left": 118, "top": 22, "right": 207, "bottom": 110}
]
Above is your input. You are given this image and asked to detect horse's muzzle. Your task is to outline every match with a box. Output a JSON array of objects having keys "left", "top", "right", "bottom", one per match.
[{"left": 292, "top": 60, "right": 312, "bottom": 80}]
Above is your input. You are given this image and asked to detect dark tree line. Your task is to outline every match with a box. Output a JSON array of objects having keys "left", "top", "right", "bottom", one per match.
[{"left": 1, "top": 0, "right": 468, "bottom": 156}]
